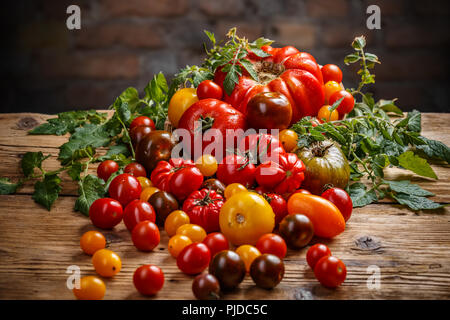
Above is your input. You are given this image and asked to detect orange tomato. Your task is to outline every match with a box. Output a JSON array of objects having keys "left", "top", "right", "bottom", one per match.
[
  {"left": 168, "top": 234, "right": 192, "bottom": 258},
  {"left": 80, "top": 231, "right": 106, "bottom": 255},
  {"left": 224, "top": 183, "right": 247, "bottom": 199},
  {"left": 235, "top": 245, "right": 261, "bottom": 272},
  {"left": 279, "top": 129, "right": 298, "bottom": 152},
  {"left": 176, "top": 224, "right": 207, "bottom": 243},
  {"left": 324, "top": 81, "right": 342, "bottom": 104},
  {"left": 73, "top": 276, "right": 106, "bottom": 300},
  {"left": 317, "top": 105, "right": 339, "bottom": 122},
  {"left": 195, "top": 154, "right": 218, "bottom": 177},
  {"left": 140, "top": 187, "right": 160, "bottom": 202},
  {"left": 92, "top": 249, "right": 122, "bottom": 278},
  {"left": 164, "top": 210, "right": 190, "bottom": 237},
  {"left": 137, "top": 176, "right": 153, "bottom": 189}
]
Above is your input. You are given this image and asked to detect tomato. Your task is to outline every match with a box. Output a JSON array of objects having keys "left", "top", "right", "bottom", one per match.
[
  {"left": 263, "top": 193, "right": 288, "bottom": 225},
  {"left": 135, "top": 130, "right": 175, "bottom": 173},
  {"left": 224, "top": 183, "right": 247, "bottom": 199},
  {"left": 287, "top": 193, "right": 345, "bottom": 238},
  {"left": 237, "top": 133, "right": 286, "bottom": 165},
  {"left": 133, "top": 264, "right": 164, "bottom": 296},
  {"left": 321, "top": 187, "right": 353, "bottom": 222},
  {"left": 140, "top": 186, "right": 160, "bottom": 202},
  {"left": 80, "top": 231, "right": 106, "bottom": 255},
  {"left": 182, "top": 189, "right": 224, "bottom": 233},
  {"left": 130, "top": 116, "right": 155, "bottom": 131},
  {"left": 176, "top": 224, "right": 207, "bottom": 243},
  {"left": 168, "top": 234, "right": 192, "bottom": 258},
  {"left": 73, "top": 276, "right": 106, "bottom": 300},
  {"left": 97, "top": 160, "right": 119, "bottom": 182},
  {"left": 314, "top": 256, "right": 347, "bottom": 288},
  {"left": 151, "top": 158, "right": 195, "bottom": 192},
  {"left": 124, "top": 162, "right": 147, "bottom": 178},
  {"left": 168, "top": 88, "right": 199, "bottom": 128},
  {"left": 329, "top": 90, "right": 355, "bottom": 115},
  {"left": 201, "top": 178, "right": 226, "bottom": 196},
  {"left": 177, "top": 243, "right": 211, "bottom": 275},
  {"left": 195, "top": 154, "right": 218, "bottom": 177},
  {"left": 148, "top": 191, "right": 179, "bottom": 226},
  {"left": 235, "top": 245, "right": 261, "bottom": 272},
  {"left": 202, "top": 232, "right": 229, "bottom": 258},
  {"left": 279, "top": 214, "right": 314, "bottom": 249},
  {"left": 92, "top": 249, "right": 121, "bottom": 278},
  {"left": 306, "top": 243, "right": 332, "bottom": 269},
  {"left": 217, "top": 154, "right": 256, "bottom": 188},
  {"left": 130, "top": 125, "right": 153, "bottom": 149},
  {"left": 197, "top": 80, "right": 223, "bottom": 100},
  {"left": 209, "top": 250, "right": 246, "bottom": 290},
  {"left": 317, "top": 105, "right": 339, "bottom": 122},
  {"left": 131, "top": 221, "right": 160, "bottom": 251},
  {"left": 245, "top": 92, "right": 292, "bottom": 130},
  {"left": 219, "top": 192, "right": 275, "bottom": 246},
  {"left": 321, "top": 64, "right": 343, "bottom": 84},
  {"left": 123, "top": 199, "right": 156, "bottom": 231},
  {"left": 169, "top": 166, "right": 204, "bottom": 201},
  {"left": 256, "top": 233, "right": 287, "bottom": 259},
  {"left": 89, "top": 198, "right": 123, "bottom": 229},
  {"left": 137, "top": 176, "right": 152, "bottom": 189},
  {"left": 108, "top": 173, "right": 142, "bottom": 207},
  {"left": 250, "top": 254, "right": 284, "bottom": 289},
  {"left": 192, "top": 273, "right": 220, "bottom": 300},
  {"left": 164, "top": 210, "right": 190, "bottom": 237},
  {"left": 324, "top": 81, "right": 342, "bottom": 104},
  {"left": 278, "top": 129, "right": 298, "bottom": 153}
]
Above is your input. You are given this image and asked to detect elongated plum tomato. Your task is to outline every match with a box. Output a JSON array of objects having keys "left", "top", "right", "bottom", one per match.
[
  {"left": 131, "top": 221, "right": 160, "bottom": 251},
  {"left": 245, "top": 92, "right": 292, "bottom": 130},
  {"left": 168, "top": 88, "right": 199, "bottom": 128},
  {"left": 73, "top": 276, "right": 106, "bottom": 300},
  {"left": 321, "top": 64, "right": 343, "bottom": 84},
  {"left": 130, "top": 116, "right": 155, "bottom": 131},
  {"left": 321, "top": 187, "right": 353, "bottom": 222},
  {"left": 80, "top": 231, "right": 106, "bottom": 255},
  {"left": 97, "top": 160, "right": 119, "bottom": 182},
  {"left": 133, "top": 264, "right": 164, "bottom": 296},
  {"left": 177, "top": 243, "right": 211, "bottom": 275},
  {"left": 197, "top": 80, "right": 223, "bottom": 100},
  {"left": 89, "top": 198, "right": 123, "bottom": 229},
  {"left": 108, "top": 173, "right": 142, "bottom": 207}
]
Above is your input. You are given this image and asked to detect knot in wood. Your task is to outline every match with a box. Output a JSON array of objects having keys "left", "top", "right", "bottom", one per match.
[
  {"left": 355, "top": 236, "right": 382, "bottom": 251},
  {"left": 17, "top": 117, "right": 39, "bottom": 130}
]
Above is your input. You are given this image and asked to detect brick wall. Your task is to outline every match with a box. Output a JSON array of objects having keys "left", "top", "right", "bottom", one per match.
[{"left": 2, "top": 0, "right": 449, "bottom": 113}]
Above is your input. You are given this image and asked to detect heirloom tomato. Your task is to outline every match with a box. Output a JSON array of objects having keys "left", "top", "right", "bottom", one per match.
[
  {"left": 130, "top": 125, "right": 153, "bottom": 149},
  {"left": 151, "top": 158, "right": 195, "bottom": 192},
  {"left": 216, "top": 154, "right": 256, "bottom": 188},
  {"left": 201, "top": 178, "right": 226, "bottom": 195},
  {"left": 168, "top": 88, "right": 199, "bottom": 128},
  {"left": 169, "top": 165, "right": 204, "bottom": 201},
  {"left": 135, "top": 130, "right": 175, "bottom": 173},
  {"left": 182, "top": 189, "right": 224, "bottom": 233},
  {"left": 245, "top": 92, "right": 292, "bottom": 130}
]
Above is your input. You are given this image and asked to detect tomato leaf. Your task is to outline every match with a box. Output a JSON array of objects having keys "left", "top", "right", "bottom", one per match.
[
  {"left": 240, "top": 59, "right": 258, "bottom": 81},
  {"left": 382, "top": 179, "right": 434, "bottom": 197},
  {"left": 397, "top": 151, "right": 437, "bottom": 179},
  {"left": 348, "top": 183, "right": 378, "bottom": 207},
  {"left": 0, "top": 177, "right": 21, "bottom": 195},
  {"left": 417, "top": 137, "right": 450, "bottom": 163},
  {"left": 223, "top": 64, "right": 242, "bottom": 96},
  {"left": 74, "top": 174, "right": 106, "bottom": 216},
  {"left": 32, "top": 174, "right": 62, "bottom": 211},
  {"left": 392, "top": 193, "right": 443, "bottom": 211},
  {"left": 21, "top": 152, "right": 50, "bottom": 177}
]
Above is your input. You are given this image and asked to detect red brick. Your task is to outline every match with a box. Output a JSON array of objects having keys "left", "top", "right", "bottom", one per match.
[
  {"left": 101, "top": 0, "right": 189, "bottom": 17},
  {"left": 322, "top": 24, "right": 375, "bottom": 48},
  {"left": 306, "top": 0, "right": 349, "bottom": 18},
  {"left": 386, "top": 25, "right": 450, "bottom": 48},
  {"left": 216, "top": 21, "right": 264, "bottom": 41},
  {"left": 364, "top": 0, "right": 405, "bottom": 16},
  {"left": 198, "top": 0, "right": 245, "bottom": 17},
  {"left": 19, "top": 21, "right": 69, "bottom": 50},
  {"left": 272, "top": 23, "right": 316, "bottom": 49}
]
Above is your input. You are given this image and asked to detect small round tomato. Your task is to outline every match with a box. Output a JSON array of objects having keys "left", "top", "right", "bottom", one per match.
[
  {"left": 324, "top": 81, "right": 342, "bottom": 104},
  {"left": 140, "top": 187, "right": 160, "bottom": 202},
  {"left": 177, "top": 243, "right": 211, "bottom": 275},
  {"left": 195, "top": 154, "right": 218, "bottom": 177},
  {"left": 130, "top": 116, "right": 155, "bottom": 131},
  {"left": 123, "top": 199, "right": 156, "bottom": 231},
  {"left": 176, "top": 224, "right": 207, "bottom": 243},
  {"left": 130, "top": 125, "right": 153, "bottom": 149},
  {"left": 264, "top": 193, "right": 287, "bottom": 225},
  {"left": 202, "top": 232, "right": 229, "bottom": 258},
  {"left": 329, "top": 90, "right": 355, "bottom": 115},
  {"left": 73, "top": 276, "right": 106, "bottom": 300},
  {"left": 321, "top": 187, "right": 353, "bottom": 222},
  {"left": 168, "top": 234, "right": 192, "bottom": 258},
  {"left": 279, "top": 129, "right": 298, "bottom": 152},
  {"left": 89, "top": 198, "right": 123, "bottom": 229},
  {"left": 306, "top": 243, "right": 332, "bottom": 269},
  {"left": 236, "top": 245, "right": 261, "bottom": 273},
  {"left": 209, "top": 250, "right": 246, "bottom": 290},
  {"left": 168, "top": 88, "right": 199, "bottom": 128},
  {"left": 164, "top": 210, "right": 190, "bottom": 237},
  {"left": 197, "top": 80, "right": 223, "bottom": 100},
  {"left": 169, "top": 166, "right": 204, "bottom": 201},
  {"left": 80, "top": 231, "right": 106, "bottom": 255},
  {"left": 148, "top": 191, "right": 179, "bottom": 226},
  {"left": 124, "top": 163, "right": 147, "bottom": 178},
  {"left": 256, "top": 233, "right": 287, "bottom": 259},
  {"left": 133, "top": 264, "right": 164, "bottom": 296},
  {"left": 201, "top": 179, "right": 226, "bottom": 196},
  {"left": 92, "top": 249, "right": 121, "bottom": 278},
  {"left": 250, "top": 254, "right": 284, "bottom": 289},
  {"left": 321, "top": 64, "right": 343, "bottom": 84},
  {"left": 317, "top": 105, "right": 339, "bottom": 122},
  {"left": 224, "top": 183, "right": 247, "bottom": 199},
  {"left": 108, "top": 173, "right": 142, "bottom": 207},
  {"left": 279, "top": 214, "right": 314, "bottom": 249},
  {"left": 137, "top": 176, "right": 152, "bottom": 189},
  {"left": 245, "top": 92, "right": 292, "bottom": 130},
  {"left": 97, "top": 160, "right": 119, "bottom": 182},
  {"left": 131, "top": 221, "right": 160, "bottom": 251},
  {"left": 192, "top": 273, "right": 220, "bottom": 300},
  {"left": 314, "top": 256, "right": 347, "bottom": 288}
]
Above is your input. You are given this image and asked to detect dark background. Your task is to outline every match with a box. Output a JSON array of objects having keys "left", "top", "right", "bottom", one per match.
[{"left": 1, "top": 0, "right": 449, "bottom": 114}]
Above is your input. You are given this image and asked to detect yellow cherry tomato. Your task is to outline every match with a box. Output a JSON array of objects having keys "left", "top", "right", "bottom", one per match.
[
  {"left": 279, "top": 129, "right": 298, "bottom": 152},
  {"left": 140, "top": 187, "right": 160, "bottom": 202},
  {"left": 317, "top": 105, "right": 339, "bottom": 122},
  {"left": 219, "top": 192, "right": 275, "bottom": 246},
  {"left": 80, "top": 231, "right": 106, "bottom": 255},
  {"left": 164, "top": 210, "right": 190, "bottom": 237},
  {"left": 168, "top": 234, "right": 192, "bottom": 258},
  {"left": 168, "top": 88, "right": 199, "bottom": 127},
  {"left": 137, "top": 176, "right": 153, "bottom": 189},
  {"left": 224, "top": 183, "right": 247, "bottom": 199},
  {"left": 176, "top": 224, "right": 207, "bottom": 243},
  {"left": 73, "top": 276, "right": 106, "bottom": 300},
  {"left": 324, "top": 81, "right": 342, "bottom": 104},
  {"left": 195, "top": 154, "right": 218, "bottom": 177},
  {"left": 92, "top": 249, "right": 122, "bottom": 278},
  {"left": 236, "top": 245, "right": 261, "bottom": 273}
]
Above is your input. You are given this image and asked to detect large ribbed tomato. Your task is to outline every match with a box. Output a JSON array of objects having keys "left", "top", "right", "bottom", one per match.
[{"left": 214, "top": 45, "right": 324, "bottom": 125}]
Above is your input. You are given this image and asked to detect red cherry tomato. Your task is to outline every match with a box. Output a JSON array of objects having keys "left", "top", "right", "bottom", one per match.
[
  {"left": 130, "top": 116, "right": 155, "bottom": 131},
  {"left": 264, "top": 193, "right": 288, "bottom": 225},
  {"left": 202, "top": 232, "right": 229, "bottom": 258},
  {"left": 321, "top": 64, "right": 343, "bottom": 84},
  {"left": 321, "top": 187, "right": 353, "bottom": 222},
  {"left": 255, "top": 233, "right": 287, "bottom": 260},
  {"left": 131, "top": 221, "right": 160, "bottom": 251},
  {"left": 108, "top": 173, "right": 142, "bottom": 207},
  {"left": 97, "top": 160, "right": 119, "bottom": 182},
  {"left": 176, "top": 243, "right": 211, "bottom": 275},
  {"left": 306, "top": 243, "right": 332, "bottom": 269},
  {"left": 197, "top": 80, "right": 223, "bottom": 100},
  {"left": 133, "top": 264, "right": 164, "bottom": 296},
  {"left": 89, "top": 198, "right": 123, "bottom": 229},
  {"left": 216, "top": 154, "right": 256, "bottom": 188},
  {"left": 123, "top": 199, "right": 156, "bottom": 231},
  {"left": 314, "top": 256, "right": 347, "bottom": 288},
  {"left": 169, "top": 166, "right": 204, "bottom": 201},
  {"left": 329, "top": 90, "right": 355, "bottom": 115},
  {"left": 124, "top": 163, "right": 147, "bottom": 178}
]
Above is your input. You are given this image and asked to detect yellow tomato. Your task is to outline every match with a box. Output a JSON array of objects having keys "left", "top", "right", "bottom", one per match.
[
  {"left": 219, "top": 192, "right": 275, "bottom": 246},
  {"left": 224, "top": 183, "right": 247, "bottom": 199},
  {"left": 168, "top": 234, "right": 192, "bottom": 258},
  {"left": 324, "top": 81, "right": 342, "bottom": 104},
  {"left": 195, "top": 154, "right": 218, "bottom": 177},
  {"left": 176, "top": 224, "right": 207, "bottom": 243},
  {"left": 164, "top": 210, "right": 190, "bottom": 237},
  {"left": 168, "top": 88, "right": 199, "bottom": 127},
  {"left": 317, "top": 105, "right": 339, "bottom": 122},
  {"left": 137, "top": 176, "right": 153, "bottom": 189},
  {"left": 236, "top": 245, "right": 261, "bottom": 272},
  {"left": 73, "top": 276, "right": 106, "bottom": 300},
  {"left": 80, "top": 231, "right": 106, "bottom": 255},
  {"left": 279, "top": 129, "right": 298, "bottom": 152},
  {"left": 92, "top": 249, "right": 121, "bottom": 278},
  {"left": 140, "top": 187, "right": 160, "bottom": 202}
]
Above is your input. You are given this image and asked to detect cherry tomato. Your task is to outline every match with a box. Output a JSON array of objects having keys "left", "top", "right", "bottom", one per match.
[
  {"left": 130, "top": 125, "right": 153, "bottom": 149},
  {"left": 279, "top": 214, "right": 314, "bottom": 249},
  {"left": 317, "top": 105, "right": 339, "bottom": 122},
  {"left": 164, "top": 210, "right": 190, "bottom": 237},
  {"left": 216, "top": 154, "right": 256, "bottom": 188},
  {"left": 264, "top": 193, "right": 288, "bottom": 225},
  {"left": 197, "top": 80, "right": 223, "bottom": 100},
  {"left": 169, "top": 166, "right": 204, "bottom": 201},
  {"left": 176, "top": 224, "right": 207, "bottom": 243},
  {"left": 202, "top": 232, "right": 229, "bottom": 258},
  {"left": 92, "top": 249, "right": 121, "bottom": 278},
  {"left": 250, "top": 254, "right": 284, "bottom": 289},
  {"left": 148, "top": 191, "right": 179, "bottom": 226},
  {"left": 124, "top": 163, "right": 147, "bottom": 178},
  {"left": 201, "top": 178, "right": 226, "bottom": 196},
  {"left": 329, "top": 90, "right": 355, "bottom": 115},
  {"left": 137, "top": 176, "right": 152, "bottom": 189},
  {"left": 195, "top": 154, "right": 218, "bottom": 177},
  {"left": 256, "top": 233, "right": 287, "bottom": 259},
  {"left": 236, "top": 245, "right": 261, "bottom": 272},
  {"left": 80, "top": 231, "right": 106, "bottom": 255},
  {"left": 140, "top": 186, "right": 160, "bottom": 202},
  {"left": 314, "top": 256, "right": 347, "bottom": 288},
  {"left": 73, "top": 276, "right": 106, "bottom": 300},
  {"left": 108, "top": 173, "right": 142, "bottom": 207},
  {"left": 279, "top": 129, "right": 298, "bottom": 152},
  {"left": 97, "top": 160, "right": 119, "bottom": 182},
  {"left": 224, "top": 183, "right": 247, "bottom": 199},
  {"left": 306, "top": 243, "right": 332, "bottom": 269},
  {"left": 321, "top": 187, "right": 353, "bottom": 222},
  {"left": 177, "top": 243, "right": 211, "bottom": 275},
  {"left": 130, "top": 116, "right": 155, "bottom": 131},
  {"left": 209, "top": 250, "right": 246, "bottom": 290},
  {"left": 132, "top": 221, "right": 160, "bottom": 251},
  {"left": 192, "top": 273, "right": 220, "bottom": 300},
  {"left": 168, "top": 88, "right": 199, "bottom": 128},
  {"left": 133, "top": 264, "right": 164, "bottom": 296},
  {"left": 123, "top": 199, "right": 156, "bottom": 231},
  {"left": 168, "top": 234, "right": 192, "bottom": 258},
  {"left": 89, "top": 198, "right": 123, "bottom": 229},
  {"left": 324, "top": 81, "right": 342, "bottom": 104},
  {"left": 321, "top": 64, "right": 343, "bottom": 84}
]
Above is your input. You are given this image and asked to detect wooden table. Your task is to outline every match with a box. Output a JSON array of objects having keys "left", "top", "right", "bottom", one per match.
[{"left": 0, "top": 112, "right": 449, "bottom": 300}]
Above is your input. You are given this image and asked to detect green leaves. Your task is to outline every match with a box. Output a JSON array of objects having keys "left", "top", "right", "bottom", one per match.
[
  {"left": 392, "top": 193, "right": 443, "bottom": 211},
  {"left": 222, "top": 64, "right": 242, "bottom": 96},
  {"left": 398, "top": 151, "right": 437, "bottom": 179},
  {"left": 21, "top": 152, "right": 50, "bottom": 177},
  {"left": 173, "top": 65, "right": 214, "bottom": 88},
  {"left": 0, "top": 177, "right": 20, "bottom": 195},
  {"left": 141, "top": 72, "right": 171, "bottom": 130},
  {"left": 383, "top": 180, "right": 434, "bottom": 197},
  {"left": 74, "top": 174, "right": 106, "bottom": 216},
  {"left": 348, "top": 183, "right": 378, "bottom": 207},
  {"left": 417, "top": 137, "right": 450, "bottom": 163},
  {"left": 32, "top": 174, "right": 62, "bottom": 211}
]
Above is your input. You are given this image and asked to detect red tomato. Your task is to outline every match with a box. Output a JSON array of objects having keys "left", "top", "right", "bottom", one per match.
[
  {"left": 89, "top": 198, "right": 123, "bottom": 229},
  {"left": 202, "top": 232, "right": 229, "bottom": 258},
  {"left": 329, "top": 90, "right": 355, "bottom": 115},
  {"left": 197, "top": 80, "right": 223, "bottom": 100},
  {"left": 176, "top": 243, "right": 211, "bottom": 275},
  {"left": 123, "top": 199, "right": 156, "bottom": 231},
  {"left": 255, "top": 233, "right": 287, "bottom": 259},
  {"left": 130, "top": 116, "right": 155, "bottom": 131},
  {"left": 321, "top": 187, "right": 353, "bottom": 222},
  {"left": 237, "top": 133, "right": 286, "bottom": 165},
  {"left": 108, "top": 173, "right": 142, "bottom": 207},
  {"left": 97, "top": 160, "right": 119, "bottom": 182},
  {"left": 131, "top": 221, "right": 160, "bottom": 251},
  {"left": 182, "top": 189, "right": 224, "bottom": 233},
  {"left": 217, "top": 154, "right": 256, "bottom": 188},
  {"left": 133, "top": 264, "right": 164, "bottom": 296},
  {"left": 150, "top": 158, "right": 196, "bottom": 192},
  {"left": 306, "top": 244, "right": 332, "bottom": 269},
  {"left": 124, "top": 163, "right": 147, "bottom": 178},
  {"left": 321, "top": 64, "right": 343, "bottom": 84},
  {"left": 264, "top": 193, "right": 288, "bottom": 225},
  {"left": 314, "top": 256, "right": 347, "bottom": 288},
  {"left": 169, "top": 166, "right": 204, "bottom": 201}
]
